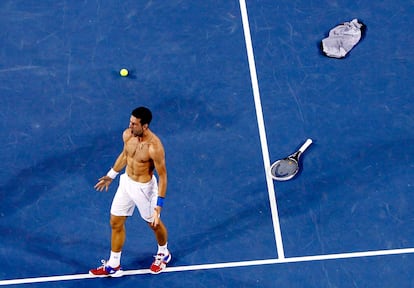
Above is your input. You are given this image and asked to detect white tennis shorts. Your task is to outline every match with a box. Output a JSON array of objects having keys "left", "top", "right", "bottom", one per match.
[{"left": 110, "top": 173, "right": 158, "bottom": 222}]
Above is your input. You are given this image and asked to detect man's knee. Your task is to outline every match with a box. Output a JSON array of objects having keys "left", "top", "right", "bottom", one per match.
[
  {"left": 110, "top": 215, "right": 126, "bottom": 230},
  {"left": 148, "top": 221, "right": 163, "bottom": 232}
]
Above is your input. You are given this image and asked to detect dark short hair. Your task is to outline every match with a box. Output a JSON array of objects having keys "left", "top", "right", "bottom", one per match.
[{"left": 131, "top": 107, "right": 152, "bottom": 125}]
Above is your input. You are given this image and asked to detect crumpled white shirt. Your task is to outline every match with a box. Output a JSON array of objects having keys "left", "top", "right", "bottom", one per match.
[{"left": 321, "top": 19, "right": 364, "bottom": 58}]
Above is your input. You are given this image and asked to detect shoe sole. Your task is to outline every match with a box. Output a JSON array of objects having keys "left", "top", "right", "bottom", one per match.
[{"left": 89, "top": 270, "right": 124, "bottom": 278}]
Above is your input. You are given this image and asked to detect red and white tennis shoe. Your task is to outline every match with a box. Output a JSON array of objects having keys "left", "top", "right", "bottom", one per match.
[
  {"left": 150, "top": 252, "right": 172, "bottom": 274},
  {"left": 89, "top": 260, "right": 123, "bottom": 277}
]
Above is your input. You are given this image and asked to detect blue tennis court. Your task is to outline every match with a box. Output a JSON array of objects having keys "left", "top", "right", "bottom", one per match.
[{"left": 1, "top": 1, "right": 413, "bottom": 287}]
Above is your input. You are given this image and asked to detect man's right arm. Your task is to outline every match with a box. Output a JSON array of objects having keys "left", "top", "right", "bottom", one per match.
[
  {"left": 106, "top": 129, "right": 131, "bottom": 175},
  {"left": 94, "top": 130, "right": 129, "bottom": 192},
  {"left": 111, "top": 150, "right": 127, "bottom": 173}
]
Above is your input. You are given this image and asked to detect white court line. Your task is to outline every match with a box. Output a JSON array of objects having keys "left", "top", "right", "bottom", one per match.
[
  {"left": 239, "top": 0, "right": 285, "bottom": 259},
  {"left": 2, "top": 248, "right": 414, "bottom": 285}
]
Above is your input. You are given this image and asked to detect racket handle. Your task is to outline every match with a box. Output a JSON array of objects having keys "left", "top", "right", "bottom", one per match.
[{"left": 299, "top": 138, "right": 313, "bottom": 153}]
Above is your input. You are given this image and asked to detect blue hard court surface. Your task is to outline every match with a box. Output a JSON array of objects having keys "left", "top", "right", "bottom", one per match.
[{"left": 0, "top": 1, "right": 413, "bottom": 287}]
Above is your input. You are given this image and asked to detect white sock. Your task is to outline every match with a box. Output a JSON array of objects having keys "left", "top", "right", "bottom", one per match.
[
  {"left": 107, "top": 251, "right": 122, "bottom": 267},
  {"left": 157, "top": 243, "right": 169, "bottom": 255}
]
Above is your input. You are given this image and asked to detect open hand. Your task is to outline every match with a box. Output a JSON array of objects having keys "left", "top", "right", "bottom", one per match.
[{"left": 94, "top": 176, "right": 113, "bottom": 192}]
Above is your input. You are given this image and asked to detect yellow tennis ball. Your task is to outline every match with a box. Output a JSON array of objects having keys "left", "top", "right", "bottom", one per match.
[{"left": 120, "top": 68, "right": 129, "bottom": 77}]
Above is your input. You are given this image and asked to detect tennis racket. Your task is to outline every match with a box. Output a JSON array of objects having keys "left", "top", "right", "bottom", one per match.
[{"left": 270, "top": 139, "right": 313, "bottom": 181}]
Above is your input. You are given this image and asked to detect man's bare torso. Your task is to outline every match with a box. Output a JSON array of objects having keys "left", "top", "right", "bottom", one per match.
[{"left": 123, "top": 129, "right": 158, "bottom": 183}]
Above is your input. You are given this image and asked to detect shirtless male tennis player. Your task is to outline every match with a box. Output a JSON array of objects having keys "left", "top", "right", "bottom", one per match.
[{"left": 89, "top": 106, "right": 171, "bottom": 277}]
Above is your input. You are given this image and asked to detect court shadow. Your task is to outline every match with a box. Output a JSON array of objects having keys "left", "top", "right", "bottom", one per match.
[{"left": 0, "top": 133, "right": 119, "bottom": 217}]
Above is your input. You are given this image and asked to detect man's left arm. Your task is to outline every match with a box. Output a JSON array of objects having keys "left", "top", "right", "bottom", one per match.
[{"left": 150, "top": 143, "right": 167, "bottom": 226}]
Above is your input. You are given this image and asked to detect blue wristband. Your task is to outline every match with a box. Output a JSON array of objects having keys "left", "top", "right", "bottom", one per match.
[{"left": 157, "top": 196, "right": 165, "bottom": 207}]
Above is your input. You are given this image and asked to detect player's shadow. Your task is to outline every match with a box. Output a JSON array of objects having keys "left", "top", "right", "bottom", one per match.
[
  {"left": 0, "top": 132, "right": 123, "bottom": 274},
  {"left": 0, "top": 135, "right": 120, "bottom": 270},
  {"left": 0, "top": 133, "right": 119, "bottom": 217}
]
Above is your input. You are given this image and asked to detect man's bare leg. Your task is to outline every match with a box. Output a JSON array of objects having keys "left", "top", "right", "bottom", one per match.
[
  {"left": 149, "top": 220, "right": 168, "bottom": 246},
  {"left": 111, "top": 215, "right": 127, "bottom": 251},
  {"left": 106, "top": 215, "right": 127, "bottom": 268}
]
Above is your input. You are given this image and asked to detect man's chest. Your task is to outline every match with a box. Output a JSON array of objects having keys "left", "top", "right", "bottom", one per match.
[{"left": 125, "top": 139, "right": 151, "bottom": 162}]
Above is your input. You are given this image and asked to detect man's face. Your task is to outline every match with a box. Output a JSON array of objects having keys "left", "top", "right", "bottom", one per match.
[{"left": 129, "top": 115, "right": 146, "bottom": 137}]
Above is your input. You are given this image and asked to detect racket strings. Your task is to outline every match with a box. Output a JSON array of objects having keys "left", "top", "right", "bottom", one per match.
[{"left": 271, "top": 159, "right": 299, "bottom": 178}]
